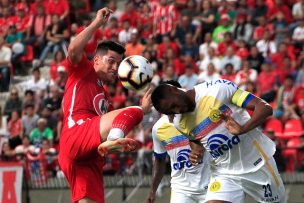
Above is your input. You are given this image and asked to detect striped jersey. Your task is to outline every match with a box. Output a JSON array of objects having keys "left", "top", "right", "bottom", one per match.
[
  {"left": 152, "top": 115, "right": 210, "bottom": 195},
  {"left": 173, "top": 79, "right": 276, "bottom": 174}
]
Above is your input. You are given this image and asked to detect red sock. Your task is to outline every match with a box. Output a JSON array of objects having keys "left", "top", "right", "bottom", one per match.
[{"left": 107, "top": 107, "right": 144, "bottom": 140}]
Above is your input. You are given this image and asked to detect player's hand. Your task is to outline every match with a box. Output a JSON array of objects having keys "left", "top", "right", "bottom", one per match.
[
  {"left": 93, "top": 7, "right": 113, "bottom": 27},
  {"left": 189, "top": 141, "right": 204, "bottom": 166},
  {"left": 220, "top": 113, "right": 244, "bottom": 135},
  {"left": 146, "top": 192, "right": 156, "bottom": 203},
  {"left": 140, "top": 87, "right": 153, "bottom": 114},
  {"left": 98, "top": 138, "right": 141, "bottom": 156}
]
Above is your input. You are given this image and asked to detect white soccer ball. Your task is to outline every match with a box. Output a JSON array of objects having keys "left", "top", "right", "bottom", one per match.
[{"left": 118, "top": 55, "right": 153, "bottom": 91}]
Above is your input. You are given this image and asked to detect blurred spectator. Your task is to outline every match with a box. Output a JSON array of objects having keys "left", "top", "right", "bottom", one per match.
[
  {"left": 40, "top": 105, "right": 58, "bottom": 138},
  {"left": 107, "top": 0, "right": 122, "bottom": 21},
  {"left": 220, "top": 46, "right": 242, "bottom": 72},
  {"left": 1, "top": 142, "right": 16, "bottom": 161},
  {"left": 125, "top": 30, "right": 144, "bottom": 57},
  {"left": 274, "top": 75, "right": 299, "bottom": 120},
  {"left": 247, "top": 46, "right": 264, "bottom": 73},
  {"left": 199, "top": 32, "right": 218, "bottom": 59},
  {"left": 46, "top": 0, "right": 70, "bottom": 21},
  {"left": 25, "top": 68, "right": 47, "bottom": 97},
  {"left": 3, "top": 87, "right": 22, "bottom": 117},
  {"left": 294, "top": 84, "right": 304, "bottom": 117},
  {"left": 157, "top": 35, "right": 179, "bottom": 62},
  {"left": 233, "top": 14, "right": 253, "bottom": 43},
  {"left": 7, "top": 110, "right": 22, "bottom": 149},
  {"left": 218, "top": 32, "right": 238, "bottom": 57},
  {"left": 296, "top": 62, "right": 304, "bottom": 85},
  {"left": 273, "top": 11, "right": 289, "bottom": 45},
  {"left": 43, "top": 85, "right": 62, "bottom": 114},
  {"left": 103, "top": 17, "right": 121, "bottom": 41},
  {"left": 198, "top": 62, "right": 221, "bottom": 83},
  {"left": 178, "top": 65, "right": 198, "bottom": 90},
  {"left": 22, "top": 89, "right": 39, "bottom": 114},
  {"left": 0, "top": 106, "right": 8, "bottom": 138},
  {"left": 173, "top": 15, "right": 200, "bottom": 47},
  {"left": 181, "top": 33, "right": 199, "bottom": 60},
  {"left": 29, "top": 118, "right": 53, "bottom": 147},
  {"left": 256, "top": 30, "right": 277, "bottom": 58},
  {"left": 120, "top": 1, "right": 138, "bottom": 28},
  {"left": 0, "top": 35, "right": 12, "bottom": 92},
  {"left": 163, "top": 48, "right": 184, "bottom": 76},
  {"left": 236, "top": 39, "right": 249, "bottom": 60},
  {"left": 221, "top": 63, "right": 236, "bottom": 81},
  {"left": 13, "top": 3, "right": 31, "bottom": 34},
  {"left": 14, "top": 136, "right": 33, "bottom": 156},
  {"left": 30, "top": 0, "right": 49, "bottom": 15},
  {"left": 292, "top": 0, "right": 304, "bottom": 21},
  {"left": 161, "top": 65, "right": 178, "bottom": 82},
  {"left": 153, "top": 0, "right": 179, "bottom": 39},
  {"left": 0, "top": 7, "right": 12, "bottom": 36},
  {"left": 253, "top": 16, "right": 274, "bottom": 42},
  {"left": 37, "top": 14, "right": 69, "bottom": 66},
  {"left": 26, "top": 4, "right": 51, "bottom": 57},
  {"left": 212, "top": 14, "right": 232, "bottom": 43},
  {"left": 49, "top": 50, "right": 66, "bottom": 81},
  {"left": 267, "top": 0, "right": 293, "bottom": 23},
  {"left": 292, "top": 19, "right": 304, "bottom": 50},
  {"left": 137, "top": 3, "right": 153, "bottom": 40},
  {"left": 257, "top": 62, "right": 278, "bottom": 103},
  {"left": 22, "top": 103, "right": 39, "bottom": 137},
  {"left": 199, "top": 47, "right": 221, "bottom": 73},
  {"left": 234, "top": 60, "right": 258, "bottom": 90},
  {"left": 118, "top": 19, "right": 133, "bottom": 45},
  {"left": 196, "top": 0, "right": 216, "bottom": 38}
]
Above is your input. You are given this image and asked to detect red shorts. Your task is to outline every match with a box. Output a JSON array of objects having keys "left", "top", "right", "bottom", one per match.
[{"left": 58, "top": 116, "right": 105, "bottom": 203}]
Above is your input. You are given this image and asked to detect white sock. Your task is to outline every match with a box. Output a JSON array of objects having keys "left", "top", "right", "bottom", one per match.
[{"left": 107, "top": 128, "right": 124, "bottom": 141}]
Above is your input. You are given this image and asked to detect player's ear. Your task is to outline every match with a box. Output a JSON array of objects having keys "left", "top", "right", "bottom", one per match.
[{"left": 94, "top": 54, "right": 103, "bottom": 66}]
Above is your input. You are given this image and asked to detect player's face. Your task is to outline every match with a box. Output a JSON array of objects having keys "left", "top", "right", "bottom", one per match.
[
  {"left": 159, "top": 88, "right": 195, "bottom": 115},
  {"left": 95, "top": 50, "right": 123, "bottom": 83}
]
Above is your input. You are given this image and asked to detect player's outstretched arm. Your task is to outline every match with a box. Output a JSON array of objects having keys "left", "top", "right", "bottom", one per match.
[
  {"left": 68, "top": 7, "right": 113, "bottom": 64},
  {"left": 146, "top": 157, "right": 167, "bottom": 203},
  {"left": 221, "top": 96, "right": 273, "bottom": 135}
]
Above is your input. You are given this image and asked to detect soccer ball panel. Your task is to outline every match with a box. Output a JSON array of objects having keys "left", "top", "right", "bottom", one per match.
[{"left": 118, "top": 55, "right": 153, "bottom": 91}]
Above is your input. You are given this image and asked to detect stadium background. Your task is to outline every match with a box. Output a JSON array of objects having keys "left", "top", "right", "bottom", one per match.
[{"left": 0, "top": 0, "right": 304, "bottom": 202}]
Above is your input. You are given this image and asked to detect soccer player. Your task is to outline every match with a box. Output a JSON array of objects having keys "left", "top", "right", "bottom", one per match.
[
  {"left": 58, "top": 8, "right": 152, "bottom": 203},
  {"left": 151, "top": 79, "right": 285, "bottom": 203},
  {"left": 147, "top": 81, "right": 210, "bottom": 203}
]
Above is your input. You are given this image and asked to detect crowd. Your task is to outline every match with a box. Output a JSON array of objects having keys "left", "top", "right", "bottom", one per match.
[{"left": 0, "top": 0, "right": 304, "bottom": 181}]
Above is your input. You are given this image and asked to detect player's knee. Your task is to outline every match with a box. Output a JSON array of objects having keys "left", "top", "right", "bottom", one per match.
[{"left": 112, "top": 106, "right": 144, "bottom": 131}]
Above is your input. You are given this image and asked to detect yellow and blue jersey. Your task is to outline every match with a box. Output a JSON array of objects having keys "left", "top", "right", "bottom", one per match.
[
  {"left": 152, "top": 115, "right": 210, "bottom": 195},
  {"left": 173, "top": 79, "right": 276, "bottom": 175}
]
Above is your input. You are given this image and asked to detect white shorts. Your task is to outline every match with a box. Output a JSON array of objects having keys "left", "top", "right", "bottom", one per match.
[
  {"left": 205, "top": 157, "right": 285, "bottom": 203},
  {"left": 170, "top": 190, "right": 207, "bottom": 203}
]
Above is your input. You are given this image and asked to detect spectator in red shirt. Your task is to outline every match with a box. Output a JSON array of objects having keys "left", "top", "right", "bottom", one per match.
[
  {"left": 103, "top": 17, "right": 121, "bottom": 40},
  {"left": 217, "top": 32, "right": 238, "bottom": 57},
  {"left": 267, "top": 0, "right": 293, "bottom": 23},
  {"left": 235, "top": 60, "right": 258, "bottom": 90},
  {"left": 164, "top": 47, "right": 185, "bottom": 76},
  {"left": 157, "top": 35, "right": 179, "bottom": 62},
  {"left": 46, "top": 0, "right": 69, "bottom": 20},
  {"left": 137, "top": 3, "right": 154, "bottom": 41},
  {"left": 30, "top": 0, "right": 49, "bottom": 14},
  {"left": 49, "top": 50, "right": 66, "bottom": 81},
  {"left": 221, "top": 63, "right": 236, "bottom": 82},
  {"left": 0, "top": 7, "right": 13, "bottom": 36},
  {"left": 120, "top": 1, "right": 138, "bottom": 28},
  {"left": 25, "top": 4, "right": 50, "bottom": 56},
  {"left": 236, "top": 39, "right": 249, "bottom": 61},
  {"left": 8, "top": 110, "right": 23, "bottom": 149},
  {"left": 13, "top": 3, "right": 31, "bottom": 34},
  {"left": 257, "top": 62, "right": 278, "bottom": 103}
]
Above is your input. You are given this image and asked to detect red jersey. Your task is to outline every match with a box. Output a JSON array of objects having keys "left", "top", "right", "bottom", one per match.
[
  {"left": 62, "top": 55, "right": 113, "bottom": 130},
  {"left": 153, "top": 3, "right": 179, "bottom": 35}
]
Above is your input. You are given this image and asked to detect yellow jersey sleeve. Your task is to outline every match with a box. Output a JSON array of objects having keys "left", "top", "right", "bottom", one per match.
[{"left": 231, "top": 89, "right": 254, "bottom": 108}]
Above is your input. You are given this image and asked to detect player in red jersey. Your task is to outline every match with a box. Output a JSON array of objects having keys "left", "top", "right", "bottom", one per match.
[{"left": 58, "top": 7, "right": 152, "bottom": 203}]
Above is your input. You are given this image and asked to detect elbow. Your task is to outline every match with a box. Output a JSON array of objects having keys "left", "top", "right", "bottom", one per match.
[{"left": 265, "top": 103, "right": 273, "bottom": 117}]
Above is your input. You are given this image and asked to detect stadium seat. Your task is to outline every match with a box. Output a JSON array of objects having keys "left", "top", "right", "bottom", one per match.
[
  {"left": 283, "top": 119, "right": 303, "bottom": 138},
  {"left": 264, "top": 117, "right": 283, "bottom": 137},
  {"left": 20, "top": 45, "right": 34, "bottom": 62}
]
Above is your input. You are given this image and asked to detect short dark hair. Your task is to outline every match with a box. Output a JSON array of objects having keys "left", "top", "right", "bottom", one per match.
[
  {"left": 25, "top": 89, "right": 34, "bottom": 96},
  {"left": 162, "top": 80, "right": 181, "bottom": 88},
  {"left": 96, "top": 40, "right": 125, "bottom": 55},
  {"left": 151, "top": 84, "right": 173, "bottom": 112}
]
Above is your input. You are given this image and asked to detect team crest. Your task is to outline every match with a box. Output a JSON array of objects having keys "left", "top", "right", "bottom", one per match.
[
  {"left": 209, "top": 180, "right": 221, "bottom": 192},
  {"left": 209, "top": 108, "right": 221, "bottom": 122},
  {"left": 93, "top": 93, "right": 108, "bottom": 115}
]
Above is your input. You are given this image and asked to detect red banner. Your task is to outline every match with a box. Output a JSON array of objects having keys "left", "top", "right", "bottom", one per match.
[{"left": 0, "top": 162, "right": 23, "bottom": 203}]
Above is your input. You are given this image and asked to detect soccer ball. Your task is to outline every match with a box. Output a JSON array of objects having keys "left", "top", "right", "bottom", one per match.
[{"left": 118, "top": 55, "right": 153, "bottom": 91}]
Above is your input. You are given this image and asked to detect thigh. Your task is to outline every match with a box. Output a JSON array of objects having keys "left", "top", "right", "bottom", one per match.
[
  {"left": 170, "top": 190, "right": 196, "bottom": 203},
  {"left": 241, "top": 158, "right": 285, "bottom": 203},
  {"left": 205, "top": 176, "right": 244, "bottom": 203}
]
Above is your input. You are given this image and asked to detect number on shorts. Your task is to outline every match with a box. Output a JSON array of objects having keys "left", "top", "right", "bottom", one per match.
[{"left": 262, "top": 184, "right": 272, "bottom": 197}]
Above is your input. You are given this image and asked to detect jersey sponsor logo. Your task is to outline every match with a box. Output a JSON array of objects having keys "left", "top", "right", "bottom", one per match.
[
  {"left": 93, "top": 93, "right": 108, "bottom": 115},
  {"left": 205, "top": 79, "right": 236, "bottom": 88},
  {"left": 207, "top": 134, "right": 240, "bottom": 158},
  {"left": 209, "top": 180, "right": 221, "bottom": 192},
  {"left": 172, "top": 149, "right": 199, "bottom": 170}
]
